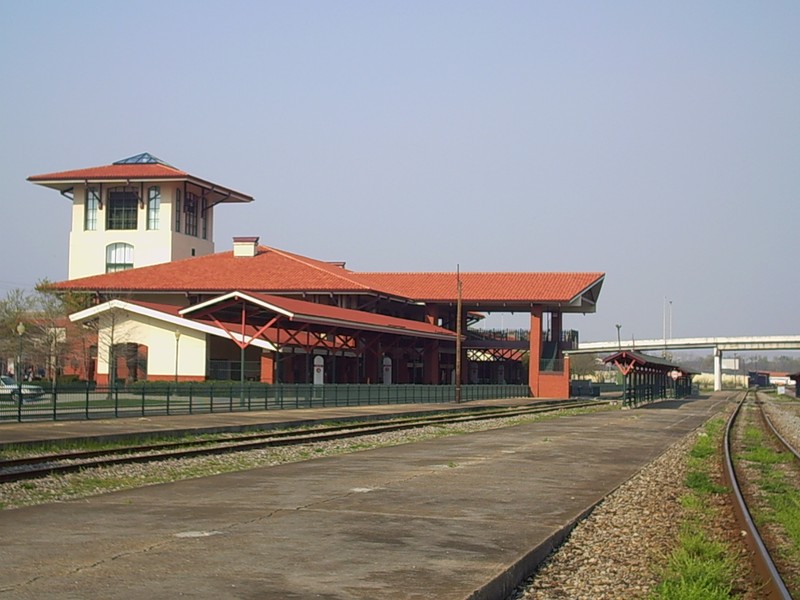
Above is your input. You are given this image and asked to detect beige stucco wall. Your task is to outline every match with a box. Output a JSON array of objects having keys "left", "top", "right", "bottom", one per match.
[
  {"left": 95, "top": 309, "right": 207, "bottom": 379},
  {"left": 68, "top": 183, "right": 215, "bottom": 280}
]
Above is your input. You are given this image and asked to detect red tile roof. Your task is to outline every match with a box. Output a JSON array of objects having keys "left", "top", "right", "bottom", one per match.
[
  {"left": 28, "top": 157, "right": 253, "bottom": 202},
  {"left": 50, "top": 244, "right": 604, "bottom": 307},
  {"left": 184, "top": 291, "right": 457, "bottom": 339},
  {"left": 51, "top": 246, "right": 374, "bottom": 293},
  {"left": 28, "top": 163, "right": 188, "bottom": 182},
  {"left": 360, "top": 272, "right": 604, "bottom": 303}
]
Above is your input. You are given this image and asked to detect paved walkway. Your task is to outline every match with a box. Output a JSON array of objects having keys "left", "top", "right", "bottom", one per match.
[{"left": 0, "top": 394, "right": 732, "bottom": 600}]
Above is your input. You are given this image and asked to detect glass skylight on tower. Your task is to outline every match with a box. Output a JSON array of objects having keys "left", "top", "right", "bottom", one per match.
[{"left": 113, "top": 153, "right": 175, "bottom": 167}]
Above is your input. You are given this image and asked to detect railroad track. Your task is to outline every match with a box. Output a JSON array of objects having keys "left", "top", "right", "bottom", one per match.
[
  {"left": 723, "top": 391, "right": 797, "bottom": 599},
  {"left": 0, "top": 398, "right": 606, "bottom": 484}
]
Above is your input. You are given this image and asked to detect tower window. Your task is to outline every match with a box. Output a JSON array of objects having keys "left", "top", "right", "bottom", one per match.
[
  {"left": 184, "top": 192, "right": 198, "bottom": 237},
  {"left": 175, "top": 188, "right": 181, "bottom": 233},
  {"left": 147, "top": 186, "right": 160, "bottom": 230},
  {"left": 106, "top": 242, "right": 134, "bottom": 272},
  {"left": 106, "top": 187, "right": 138, "bottom": 230},
  {"left": 85, "top": 187, "right": 99, "bottom": 231}
]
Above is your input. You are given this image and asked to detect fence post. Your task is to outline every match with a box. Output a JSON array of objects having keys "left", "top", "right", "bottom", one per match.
[
  {"left": 189, "top": 382, "right": 193, "bottom": 414},
  {"left": 166, "top": 384, "right": 171, "bottom": 416}
]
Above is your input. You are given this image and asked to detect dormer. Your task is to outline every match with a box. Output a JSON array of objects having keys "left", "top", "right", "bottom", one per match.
[{"left": 29, "top": 153, "right": 254, "bottom": 280}]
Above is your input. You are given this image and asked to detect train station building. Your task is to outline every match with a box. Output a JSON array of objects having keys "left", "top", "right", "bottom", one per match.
[{"left": 29, "top": 153, "right": 605, "bottom": 397}]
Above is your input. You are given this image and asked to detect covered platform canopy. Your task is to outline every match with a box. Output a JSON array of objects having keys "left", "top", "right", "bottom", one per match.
[
  {"left": 603, "top": 350, "right": 697, "bottom": 407},
  {"left": 180, "top": 290, "right": 459, "bottom": 384},
  {"left": 51, "top": 232, "right": 605, "bottom": 392},
  {"left": 70, "top": 291, "right": 459, "bottom": 384}
]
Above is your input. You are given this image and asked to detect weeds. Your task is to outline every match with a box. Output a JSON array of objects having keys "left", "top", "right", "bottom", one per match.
[{"left": 650, "top": 418, "right": 740, "bottom": 600}]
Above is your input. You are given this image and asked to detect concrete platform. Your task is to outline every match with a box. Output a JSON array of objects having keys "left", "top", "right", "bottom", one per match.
[{"left": 0, "top": 394, "right": 733, "bottom": 600}]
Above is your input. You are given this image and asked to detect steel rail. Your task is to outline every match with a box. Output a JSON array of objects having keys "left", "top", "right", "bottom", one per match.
[
  {"left": 760, "top": 395, "right": 800, "bottom": 463},
  {"left": 0, "top": 399, "right": 607, "bottom": 484},
  {"left": 722, "top": 391, "right": 793, "bottom": 600},
  {"left": 0, "top": 399, "right": 599, "bottom": 468}
]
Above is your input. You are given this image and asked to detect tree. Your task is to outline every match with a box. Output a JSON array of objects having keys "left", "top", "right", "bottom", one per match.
[
  {"left": 570, "top": 353, "right": 600, "bottom": 380},
  {"left": 35, "top": 280, "right": 95, "bottom": 382},
  {"left": 0, "top": 288, "right": 35, "bottom": 377}
]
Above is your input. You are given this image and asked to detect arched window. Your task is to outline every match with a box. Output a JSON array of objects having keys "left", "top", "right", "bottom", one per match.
[
  {"left": 106, "top": 243, "right": 134, "bottom": 273},
  {"left": 147, "top": 186, "right": 160, "bottom": 230}
]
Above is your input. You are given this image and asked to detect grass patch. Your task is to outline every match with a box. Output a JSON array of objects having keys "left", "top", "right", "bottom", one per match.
[
  {"left": 650, "top": 417, "right": 741, "bottom": 600},
  {"left": 651, "top": 526, "right": 737, "bottom": 600},
  {"left": 685, "top": 470, "right": 727, "bottom": 495},
  {"left": 737, "top": 413, "right": 800, "bottom": 592}
]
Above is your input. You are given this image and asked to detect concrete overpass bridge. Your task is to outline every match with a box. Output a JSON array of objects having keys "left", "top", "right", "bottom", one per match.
[{"left": 567, "top": 336, "right": 800, "bottom": 391}]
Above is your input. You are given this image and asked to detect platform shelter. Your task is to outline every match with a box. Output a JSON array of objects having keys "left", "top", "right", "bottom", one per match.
[
  {"left": 603, "top": 350, "right": 696, "bottom": 407},
  {"left": 789, "top": 372, "right": 800, "bottom": 397}
]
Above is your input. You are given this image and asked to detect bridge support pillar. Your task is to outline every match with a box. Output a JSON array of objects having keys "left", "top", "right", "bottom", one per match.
[{"left": 714, "top": 347, "right": 722, "bottom": 391}]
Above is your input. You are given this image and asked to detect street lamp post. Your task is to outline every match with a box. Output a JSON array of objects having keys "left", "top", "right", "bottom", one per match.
[
  {"left": 174, "top": 330, "right": 181, "bottom": 385},
  {"left": 16, "top": 322, "right": 25, "bottom": 416},
  {"left": 615, "top": 324, "right": 622, "bottom": 350}
]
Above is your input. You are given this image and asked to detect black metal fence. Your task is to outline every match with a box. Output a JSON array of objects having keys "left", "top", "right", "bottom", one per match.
[{"left": 0, "top": 382, "right": 531, "bottom": 423}]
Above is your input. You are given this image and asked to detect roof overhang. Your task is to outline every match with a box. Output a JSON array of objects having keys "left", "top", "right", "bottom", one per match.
[
  {"left": 69, "top": 299, "right": 276, "bottom": 350},
  {"left": 181, "top": 291, "right": 458, "bottom": 342},
  {"left": 564, "top": 275, "right": 604, "bottom": 313},
  {"left": 28, "top": 169, "right": 253, "bottom": 204}
]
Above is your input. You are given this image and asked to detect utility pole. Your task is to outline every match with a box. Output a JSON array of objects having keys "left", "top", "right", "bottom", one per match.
[
  {"left": 662, "top": 297, "right": 667, "bottom": 357},
  {"left": 455, "top": 265, "right": 462, "bottom": 403}
]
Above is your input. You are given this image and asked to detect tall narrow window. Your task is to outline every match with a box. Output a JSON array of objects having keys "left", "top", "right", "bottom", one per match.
[
  {"left": 201, "top": 197, "right": 208, "bottom": 239},
  {"left": 147, "top": 186, "right": 160, "bottom": 230},
  {"left": 106, "top": 187, "right": 138, "bottom": 230},
  {"left": 84, "top": 187, "right": 99, "bottom": 230},
  {"left": 175, "top": 188, "right": 181, "bottom": 233},
  {"left": 185, "top": 192, "right": 198, "bottom": 237},
  {"left": 105, "top": 242, "right": 134, "bottom": 272}
]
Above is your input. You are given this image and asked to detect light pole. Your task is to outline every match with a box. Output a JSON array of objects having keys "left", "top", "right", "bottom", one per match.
[
  {"left": 662, "top": 297, "right": 668, "bottom": 357},
  {"left": 615, "top": 324, "right": 622, "bottom": 350},
  {"left": 668, "top": 300, "right": 673, "bottom": 339},
  {"left": 174, "top": 330, "right": 181, "bottom": 385},
  {"left": 16, "top": 322, "right": 25, "bottom": 408},
  {"left": 455, "top": 266, "right": 462, "bottom": 403}
]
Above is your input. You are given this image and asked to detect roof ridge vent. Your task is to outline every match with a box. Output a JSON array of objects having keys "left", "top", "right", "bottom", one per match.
[{"left": 233, "top": 236, "right": 260, "bottom": 258}]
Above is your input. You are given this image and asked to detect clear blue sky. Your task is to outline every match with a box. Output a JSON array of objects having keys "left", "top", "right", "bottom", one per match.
[{"left": 2, "top": 1, "right": 798, "bottom": 343}]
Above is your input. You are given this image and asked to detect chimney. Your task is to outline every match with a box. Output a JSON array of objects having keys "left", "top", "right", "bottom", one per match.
[{"left": 233, "top": 236, "right": 259, "bottom": 257}]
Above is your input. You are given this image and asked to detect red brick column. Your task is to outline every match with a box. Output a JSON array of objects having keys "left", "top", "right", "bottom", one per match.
[
  {"left": 424, "top": 340, "right": 440, "bottom": 384},
  {"left": 528, "top": 308, "right": 543, "bottom": 396},
  {"left": 260, "top": 353, "right": 275, "bottom": 384}
]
